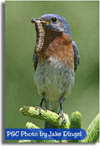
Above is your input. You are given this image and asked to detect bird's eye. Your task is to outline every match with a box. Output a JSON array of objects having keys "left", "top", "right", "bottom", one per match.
[{"left": 51, "top": 17, "right": 57, "bottom": 22}]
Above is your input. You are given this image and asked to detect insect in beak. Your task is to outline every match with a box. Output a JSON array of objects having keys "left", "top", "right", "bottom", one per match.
[
  {"left": 31, "top": 18, "right": 50, "bottom": 25},
  {"left": 31, "top": 18, "right": 41, "bottom": 24}
]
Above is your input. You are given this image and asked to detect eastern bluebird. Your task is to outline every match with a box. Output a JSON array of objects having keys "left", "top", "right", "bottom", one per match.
[{"left": 31, "top": 14, "right": 80, "bottom": 128}]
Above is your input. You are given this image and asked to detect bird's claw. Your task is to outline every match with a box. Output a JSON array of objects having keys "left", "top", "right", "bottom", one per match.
[
  {"left": 35, "top": 106, "right": 47, "bottom": 115},
  {"left": 58, "top": 112, "right": 66, "bottom": 125},
  {"left": 35, "top": 106, "right": 42, "bottom": 115}
]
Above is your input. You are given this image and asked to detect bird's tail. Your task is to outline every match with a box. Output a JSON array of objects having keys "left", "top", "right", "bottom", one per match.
[{"left": 44, "top": 101, "right": 59, "bottom": 128}]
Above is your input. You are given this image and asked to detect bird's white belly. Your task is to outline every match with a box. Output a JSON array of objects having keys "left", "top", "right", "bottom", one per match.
[{"left": 34, "top": 57, "right": 74, "bottom": 103}]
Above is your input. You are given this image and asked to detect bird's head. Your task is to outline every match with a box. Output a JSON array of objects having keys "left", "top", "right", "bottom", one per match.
[{"left": 31, "top": 14, "right": 72, "bottom": 39}]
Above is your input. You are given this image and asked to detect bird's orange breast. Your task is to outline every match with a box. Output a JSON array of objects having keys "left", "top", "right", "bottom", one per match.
[{"left": 38, "top": 31, "right": 74, "bottom": 70}]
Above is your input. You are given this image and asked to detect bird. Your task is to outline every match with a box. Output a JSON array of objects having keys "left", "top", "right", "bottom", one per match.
[{"left": 31, "top": 14, "right": 80, "bottom": 128}]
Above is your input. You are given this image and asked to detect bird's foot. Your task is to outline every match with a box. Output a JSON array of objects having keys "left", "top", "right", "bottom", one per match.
[
  {"left": 58, "top": 111, "right": 66, "bottom": 126},
  {"left": 35, "top": 106, "right": 47, "bottom": 115},
  {"left": 35, "top": 93, "right": 47, "bottom": 114},
  {"left": 35, "top": 106, "right": 42, "bottom": 115}
]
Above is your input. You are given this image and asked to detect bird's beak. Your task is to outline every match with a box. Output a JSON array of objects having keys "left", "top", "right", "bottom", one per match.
[{"left": 31, "top": 18, "right": 50, "bottom": 25}]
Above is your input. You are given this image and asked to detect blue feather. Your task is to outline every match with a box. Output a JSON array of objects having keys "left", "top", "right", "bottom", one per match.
[{"left": 72, "top": 41, "right": 80, "bottom": 71}]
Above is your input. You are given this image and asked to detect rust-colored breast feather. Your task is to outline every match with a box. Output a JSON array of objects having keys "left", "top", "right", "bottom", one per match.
[{"left": 38, "top": 30, "right": 74, "bottom": 70}]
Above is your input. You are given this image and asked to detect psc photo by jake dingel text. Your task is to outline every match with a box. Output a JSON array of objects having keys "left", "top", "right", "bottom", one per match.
[{"left": 5, "top": 129, "right": 86, "bottom": 140}]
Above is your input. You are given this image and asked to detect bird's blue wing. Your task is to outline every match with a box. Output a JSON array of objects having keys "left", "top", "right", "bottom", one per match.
[
  {"left": 32, "top": 52, "right": 38, "bottom": 71},
  {"left": 72, "top": 41, "right": 80, "bottom": 71}
]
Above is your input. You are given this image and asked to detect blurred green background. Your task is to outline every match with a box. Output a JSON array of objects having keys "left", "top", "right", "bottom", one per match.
[{"left": 5, "top": 1, "right": 99, "bottom": 130}]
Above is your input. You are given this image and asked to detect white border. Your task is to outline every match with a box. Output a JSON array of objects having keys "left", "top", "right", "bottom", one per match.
[
  {"left": 99, "top": 0, "right": 100, "bottom": 143},
  {"left": 4, "top": 0, "right": 100, "bottom": 1},
  {"left": 0, "top": 0, "right": 100, "bottom": 150}
]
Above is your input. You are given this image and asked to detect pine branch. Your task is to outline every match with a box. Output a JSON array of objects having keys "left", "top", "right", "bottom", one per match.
[
  {"left": 19, "top": 106, "right": 70, "bottom": 128},
  {"left": 25, "top": 122, "right": 39, "bottom": 129},
  {"left": 81, "top": 114, "right": 100, "bottom": 143},
  {"left": 68, "top": 111, "right": 82, "bottom": 143},
  {"left": 70, "top": 111, "right": 81, "bottom": 128},
  {"left": 19, "top": 106, "right": 99, "bottom": 143},
  {"left": 18, "top": 122, "right": 59, "bottom": 143}
]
